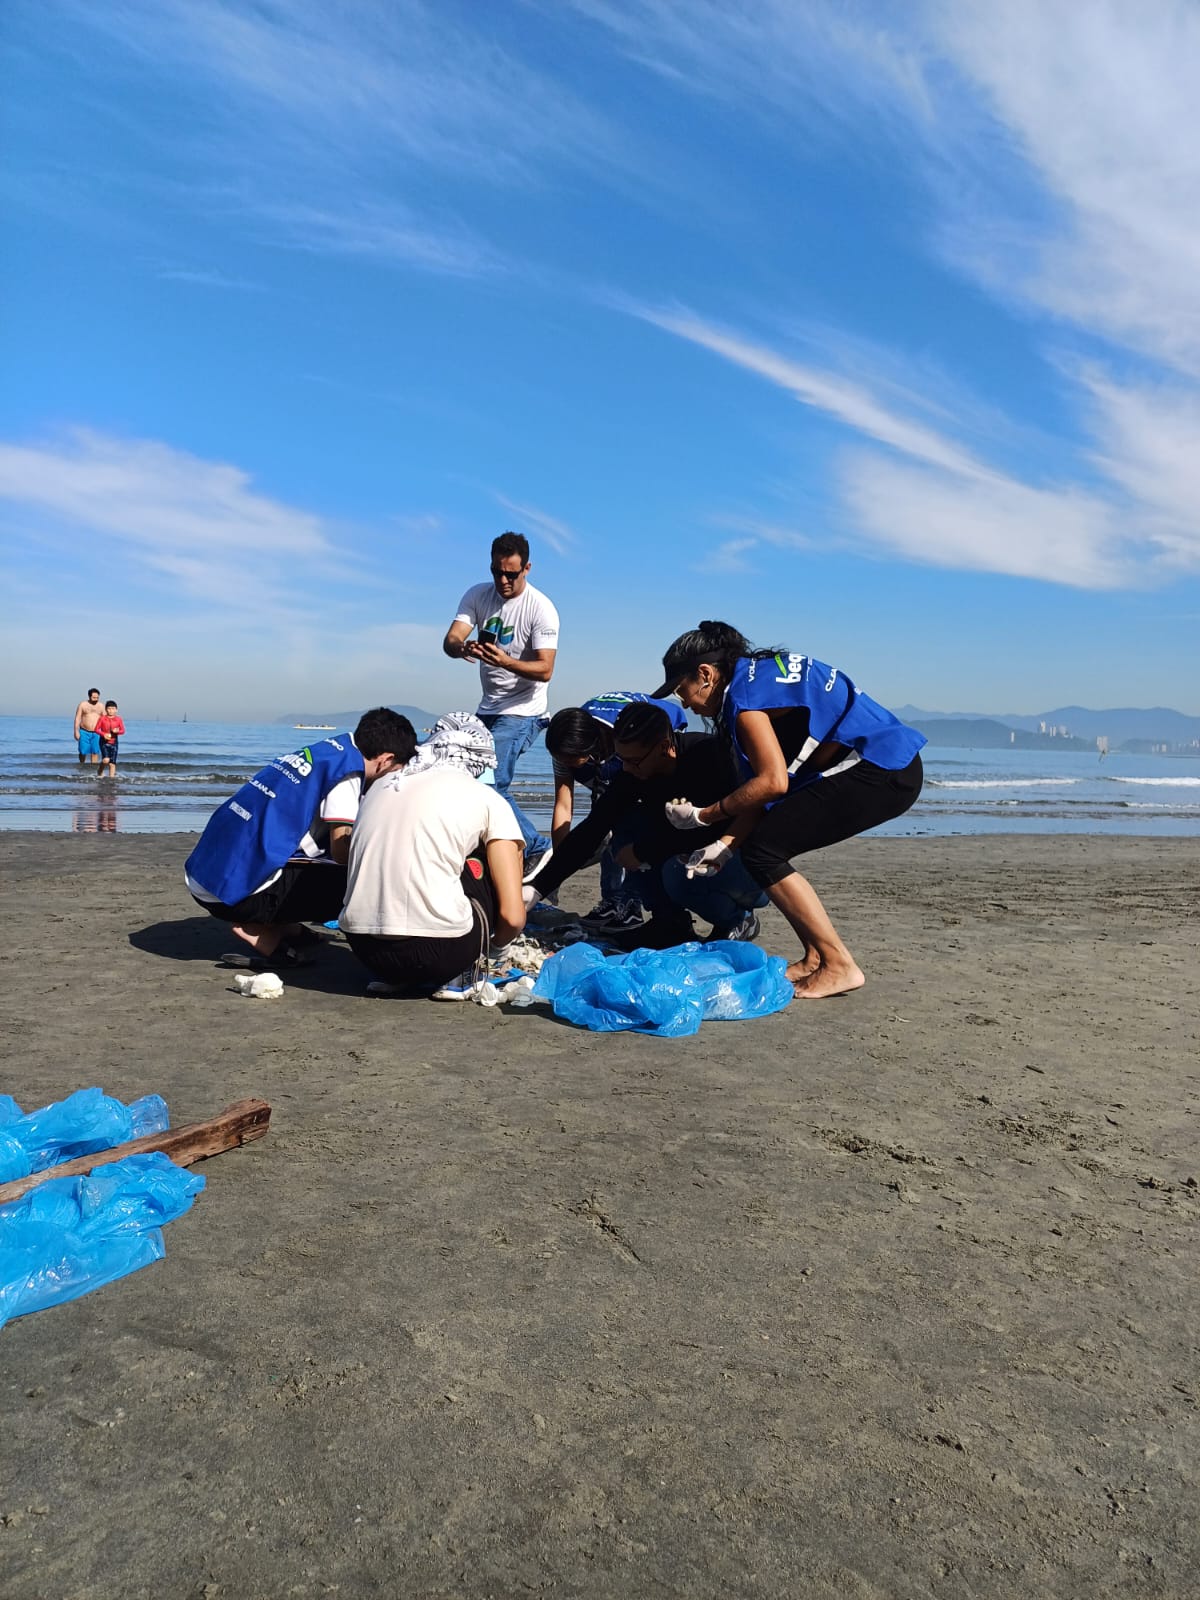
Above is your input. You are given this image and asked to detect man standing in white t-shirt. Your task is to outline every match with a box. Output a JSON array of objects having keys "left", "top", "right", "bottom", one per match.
[{"left": 442, "top": 530, "right": 559, "bottom": 865}]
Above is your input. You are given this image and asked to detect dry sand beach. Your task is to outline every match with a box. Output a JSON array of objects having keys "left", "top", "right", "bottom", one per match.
[{"left": 1, "top": 831, "right": 1197, "bottom": 1598}]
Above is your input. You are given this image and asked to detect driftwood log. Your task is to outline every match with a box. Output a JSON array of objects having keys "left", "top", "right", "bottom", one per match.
[{"left": 0, "top": 1098, "right": 272, "bottom": 1207}]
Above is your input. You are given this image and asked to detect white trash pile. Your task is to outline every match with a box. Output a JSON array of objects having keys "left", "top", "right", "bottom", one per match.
[{"left": 232, "top": 971, "right": 285, "bottom": 1000}]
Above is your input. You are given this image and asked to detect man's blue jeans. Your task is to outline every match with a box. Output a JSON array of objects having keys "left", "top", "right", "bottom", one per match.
[
  {"left": 661, "top": 852, "right": 768, "bottom": 931},
  {"left": 479, "top": 713, "right": 551, "bottom": 858}
]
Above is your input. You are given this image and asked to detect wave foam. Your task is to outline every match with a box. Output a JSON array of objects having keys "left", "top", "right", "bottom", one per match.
[
  {"left": 1109, "top": 776, "right": 1200, "bottom": 787},
  {"left": 929, "top": 778, "right": 1079, "bottom": 789}
]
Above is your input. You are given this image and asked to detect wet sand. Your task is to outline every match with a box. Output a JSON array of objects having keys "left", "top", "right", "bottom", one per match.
[{"left": 1, "top": 831, "right": 1198, "bottom": 1598}]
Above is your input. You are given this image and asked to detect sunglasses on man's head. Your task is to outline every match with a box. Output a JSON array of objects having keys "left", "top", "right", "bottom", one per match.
[{"left": 491, "top": 566, "right": 524, "bottom": 582}]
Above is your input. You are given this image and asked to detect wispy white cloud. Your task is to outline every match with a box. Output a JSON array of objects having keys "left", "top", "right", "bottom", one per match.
[
  {"left": 639, "top": 306, "right": 986, "bottom": 479},
  {"left": 492, "top": 493, "right": 578, "bottom": 557},
  {"left": 566, "top": 0, "right": 933, "bottom": 131},
  {"left": 694, "top": 513, "right": 816, "bottom": 573},
  {"left": 0, "top": 427, "right": 471, "bottom": 712},
  {"left": 1081, "top": 370, "right": 1200, "bottom": 569},
  {"left": 593, "top": 2, "right": 1200, "bottom": 591},
  {"left": 0, "top": 428, "right": 328, "bottom": 560},
  {"left": 153, "top": 264, "right": 263, "bottom": 292},
  {"left": 712, "top": 514, "right": 814, "bottom": 553},
  {"left": 252, "top": 201, "right": 497, "bottom": 277},
  {"left": 0, "top": 428, "right": 460, "bottom": 635},
  {"left": 930, "top": 0, "right": 1200, "bottom": 376},
  {"left": 699, "top": 536, "right": 758, "bottom": 575},
  {"left": 637, "top": 307, "right": 1193, "bottom": 589},
  {"left": 840, "top": 454, "right": 1129, "bottom": 589},
  {"left": 47, "top": 0, "right": 622, "bottom": 276},
  {"left": 578, "top": 3, "right": 1200, "bottom": 377}
]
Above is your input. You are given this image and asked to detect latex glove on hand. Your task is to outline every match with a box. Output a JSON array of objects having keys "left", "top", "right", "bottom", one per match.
[
  {"left": 665, "top": 798, "right": 707, "bottom": 830},
  {"left": 522, "top": 884, "right": 543, "bottom": 911},
  {"left": 683, "top": 840, "right": 733, "bottom": 879}
]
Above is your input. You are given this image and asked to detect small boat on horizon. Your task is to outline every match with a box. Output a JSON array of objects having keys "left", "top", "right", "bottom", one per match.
[{"left": 294, "top": 723, "right": 335, "bottom": 729}]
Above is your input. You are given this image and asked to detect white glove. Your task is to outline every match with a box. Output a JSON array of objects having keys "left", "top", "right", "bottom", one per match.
[
  {"left": 522, "top": 884, "right": 543, "bottom": 910},
  {"left": 665, "top": 799, "right": 707, "bottom": 830},
  {"left": 684, "top": 841, "right": 733, "bottom": 879}
]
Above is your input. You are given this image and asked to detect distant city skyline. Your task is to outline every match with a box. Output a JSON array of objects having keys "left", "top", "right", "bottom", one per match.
[{"left": 3, "top": 2, "right": 1200, "bottom": 719}]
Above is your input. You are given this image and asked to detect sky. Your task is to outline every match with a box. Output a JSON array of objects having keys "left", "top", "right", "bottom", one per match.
[{"left": 3, "top": 0, "right": 1199, "bottom": 720}]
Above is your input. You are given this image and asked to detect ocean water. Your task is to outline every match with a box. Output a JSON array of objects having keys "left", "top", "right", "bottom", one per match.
[{"left": 2, "top": 716, "right": 1199, "bottom": 837}]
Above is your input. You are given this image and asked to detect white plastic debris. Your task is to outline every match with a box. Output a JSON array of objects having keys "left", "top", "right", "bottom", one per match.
[
  {"left": 233, "top": 971, "right": 284, "bottom": 999},
  {"left": 507, "top": 975, "right": 542, "bottom": 1008}
]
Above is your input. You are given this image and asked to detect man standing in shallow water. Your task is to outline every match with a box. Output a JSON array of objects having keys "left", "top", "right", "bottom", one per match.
[{"left": 73, "top": 687, "right": 103, "bottom": 766}]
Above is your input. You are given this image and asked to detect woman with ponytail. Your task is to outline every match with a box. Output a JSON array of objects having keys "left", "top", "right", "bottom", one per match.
[{"left": 653, "top": 622, "right": 925, "bottom": 997}]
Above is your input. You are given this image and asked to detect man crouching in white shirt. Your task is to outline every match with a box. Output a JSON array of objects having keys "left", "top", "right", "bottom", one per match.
[{"left": 339, "top": 715, "right": 527, "bottom": 997}]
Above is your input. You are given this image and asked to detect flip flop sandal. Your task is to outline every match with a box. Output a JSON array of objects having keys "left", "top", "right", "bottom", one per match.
[{"left": 221, "top": 944, "right": 314, "bottom": 971}]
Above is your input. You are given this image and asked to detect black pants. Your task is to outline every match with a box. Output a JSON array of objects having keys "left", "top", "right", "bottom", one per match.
[
  {"left": 741, "top": 755, "right": 923, "bottom": 889},
  {"left": 192, "top": 861, "right": 348, "bottom": 926},
  {"left": 346, "top": 857, "right": 497, "bottom": 989}
]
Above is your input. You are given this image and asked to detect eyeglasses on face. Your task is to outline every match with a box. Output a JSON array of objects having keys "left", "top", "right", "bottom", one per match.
[
  {"left": 617, "top": 739, "right": 669, "bottom": 771},
  {"left": 490, "top": 565, "right": 525, "bottom": 583}
]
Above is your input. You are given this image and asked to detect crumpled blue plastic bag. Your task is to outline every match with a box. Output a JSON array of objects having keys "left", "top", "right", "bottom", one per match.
[
  {"left": 0, "top": 1153, "right": 204, "bottom": 1330},
  {"left": 0, "top": 1089, "right": 169, "bottom": 1185},
  {"left": 532, "top": 940, "right": 792, "bottom": 1035}
]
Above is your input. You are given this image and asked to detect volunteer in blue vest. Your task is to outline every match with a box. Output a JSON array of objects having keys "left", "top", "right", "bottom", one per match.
[
  {"left": 525, "top": 702, "right": 757, "bottom": 948},
  {"left": 184, "top": 708, "right": 416, "bottom": 967},
  {"left": 545, "top": 691, "right": 687, "bottom": 933},
  {"left": 442, "top": 531, "right": 559, "bottom": 871},
  {"left": 653, "top": 622, "right": 925, "bottom": 999}
]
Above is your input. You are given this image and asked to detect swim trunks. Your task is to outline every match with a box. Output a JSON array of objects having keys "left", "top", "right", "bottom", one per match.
[
  {"left": 100, "top": 738, "right": 119, "bottom": 764},
  {"left": 78, "top": 729, "right": 101, "bottom": 756}
]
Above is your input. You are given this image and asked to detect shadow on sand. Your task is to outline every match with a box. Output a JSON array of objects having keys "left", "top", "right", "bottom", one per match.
[{"left": 129, "top": 919, "right": 382, "bottom": 998}]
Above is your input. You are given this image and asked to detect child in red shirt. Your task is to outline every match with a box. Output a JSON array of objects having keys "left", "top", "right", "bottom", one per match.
[{"left": 96, "top": 700, "right": 126, "bottom": 778}]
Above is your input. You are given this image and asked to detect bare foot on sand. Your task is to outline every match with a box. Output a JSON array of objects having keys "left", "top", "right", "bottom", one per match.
[
  {"left": 792, "top": 959, "right": 865, "bottom": 999},
  {"left": 231, "top": 922, "right": 301, "bottom": 957},
  {"left": 785, "top": 951, "right": 820, "bottom": 983}
]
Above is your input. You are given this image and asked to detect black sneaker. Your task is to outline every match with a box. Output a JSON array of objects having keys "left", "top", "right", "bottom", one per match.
[
  {"left": 522, "top": 846, "right": 552, "bottom": 883},
  {"left": 581, "top": 898, "right": 644, "bottom": 932},
  {"left": 706, "top": 912, "right": 761, "bottom": 943}
]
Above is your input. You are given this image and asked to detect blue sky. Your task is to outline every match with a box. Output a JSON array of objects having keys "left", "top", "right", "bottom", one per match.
[{"left": 3, "top": 0, "right": 1199, "bottom": 720}]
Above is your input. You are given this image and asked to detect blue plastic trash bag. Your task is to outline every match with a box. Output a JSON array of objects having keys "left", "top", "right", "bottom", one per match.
[
  {"left": 0, "top": 1089, "right": 170, "bottom": 1185},
  {"left": 532, "top": 940, "right": 792, "bottom": 1036},
  {"left": 0, "top": 1096, "right": 19, "bottom": 1126},
  {"left": 0, "top": 1153, "right": 204, "bottom": 1330}
]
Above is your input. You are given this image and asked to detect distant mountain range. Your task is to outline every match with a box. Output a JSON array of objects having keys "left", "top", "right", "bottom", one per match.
[
  {"left": 895, "top": 705, "right": 1200, "bottom": 753},
  {"left": 277, "top": 702, "right": 1200, "bottom": 755}
]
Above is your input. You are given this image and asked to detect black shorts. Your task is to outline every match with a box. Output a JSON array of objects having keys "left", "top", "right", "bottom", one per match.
[
  {"left": 192, "top": 861, "right": 348, "bottom": 927},
  {"left": 345, "top": 857, "right": 496, "bottom": 990},
  {"left": 740, "top": 754, "right": 923, "bottom": 889},
  {"left": 100, "top": 739, "right": 119, "bottom": 763}
]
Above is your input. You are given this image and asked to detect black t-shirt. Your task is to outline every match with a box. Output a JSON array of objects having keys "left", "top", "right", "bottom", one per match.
[{"left": 531, "top": 733, "right": 738, "bottom": 898}]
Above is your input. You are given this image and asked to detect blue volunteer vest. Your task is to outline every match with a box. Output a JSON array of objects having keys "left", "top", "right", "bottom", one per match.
[
  {"left": 723, "top": 654, "right": 924, "bottom": 790},
  {"left": 185, "top": 733, "right": 363, "bottom": 905},
  {"left": 580, "top": 692, "right": 688, "bottom": 789}
]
